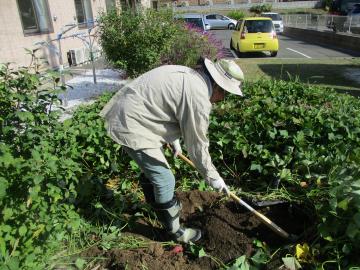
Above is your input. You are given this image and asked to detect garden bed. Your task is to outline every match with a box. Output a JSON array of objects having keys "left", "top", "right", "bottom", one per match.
[{"left": 83, "top": 190, "right": 313, "bottom": 269}]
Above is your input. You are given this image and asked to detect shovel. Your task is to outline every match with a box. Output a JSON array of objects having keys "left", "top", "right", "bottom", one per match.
[{"left": 174, "top": 150, "right": 295, "bottom": 241}]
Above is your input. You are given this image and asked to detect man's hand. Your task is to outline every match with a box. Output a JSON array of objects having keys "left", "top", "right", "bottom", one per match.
[
  {"left": 170, "top": 139, "right": 182, "bottom": 157},
  {"left": 205, "top": 177, "right": 229, "bottom": 195}
]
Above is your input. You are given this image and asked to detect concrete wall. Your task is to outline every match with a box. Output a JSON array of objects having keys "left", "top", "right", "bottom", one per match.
[{"left": 283, "top": 26, "right": 360, "bottom": 52}]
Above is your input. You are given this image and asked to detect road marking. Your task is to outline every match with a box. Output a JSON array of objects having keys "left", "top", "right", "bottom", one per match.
[{"left": 286, "top": 48, "right": 312, "bottom": 58}]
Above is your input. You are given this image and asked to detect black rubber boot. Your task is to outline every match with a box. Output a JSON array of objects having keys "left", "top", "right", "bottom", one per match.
[
  {"left": 139, "top": 173, "right": 155, "bottom": 204},
  {"left": 154, "top": 197, "right": 202, "bottom": 243}
]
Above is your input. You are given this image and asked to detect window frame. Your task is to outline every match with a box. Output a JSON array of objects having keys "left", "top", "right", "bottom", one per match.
[
  {"left": 236, "top": 20, "right": 243, "bottom": 31},
  {"left": 17, "top": 0, "right": 53, "bottom": 36},
  {"left": 74, "top": 0, "right": 94, "bottom": 29}
]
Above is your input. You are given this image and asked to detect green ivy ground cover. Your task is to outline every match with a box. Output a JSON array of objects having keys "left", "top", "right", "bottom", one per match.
[{"left": 1, "top": 63, "right": 360, "bottom": 269}]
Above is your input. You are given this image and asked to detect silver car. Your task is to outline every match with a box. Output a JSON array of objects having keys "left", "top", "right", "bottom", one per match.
[
  {"left": 205, "top": 14, "right": 237, "bottom": 30},
  {"left": 174, "top": 13, "right": 210, "bottom": 32}
]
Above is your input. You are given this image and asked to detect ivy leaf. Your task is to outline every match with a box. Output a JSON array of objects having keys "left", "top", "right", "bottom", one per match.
[
  {"left": 19, "top": 225, "right": 27, "bottom": 237},
  {"left": 0, "top": 237, "right": 6, "bottom": 258},
  {"left": 0, "top": 177, "right": 9, "bottom": 200},
  {"left": 346, "top": 222, "right": 359, "bottom": 239},
  {"left": 354, "top": 212, "right": 360, "bottom": 227},
  {"left": 75, "top": 258, "right": 86, "bottom": 269},
  {"left": 2, "top": 208, "right": 13, "bottom": 221},
  {"left": 198, "top": 248, "right": 206, "bottom": 258},
  {"left": 279, "top": 130, "right": 289, "bottom": 138},
  {"left": 251, "top": 249, "right": 268, "bottom": 265},
  {"left": 282, "top": 257, "right": 301, "bottom": 270},
  {"left": 229, "top": 255, "right": 250, "bottom": 270},
  {"left": 250, "top": 163, "right": 262, "bottom": 173},
  {"left": 337, "top": 199, "right": 349, "bottom": 211},
  {"left": 7, "top": 257, "right": 20, "bottom": 270}
]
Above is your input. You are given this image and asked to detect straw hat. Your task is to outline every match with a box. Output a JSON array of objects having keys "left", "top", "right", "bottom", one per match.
[{"left": 204, "top": 58, "right": 244, "bottom": 96}]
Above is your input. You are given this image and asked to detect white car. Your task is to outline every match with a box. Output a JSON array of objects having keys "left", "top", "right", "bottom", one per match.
[
  {"left": 261, "top": 12, "right": 284, "bottom": 33},
  {"left": 205, "top": 14, "right": 237, "bottom": 30}
]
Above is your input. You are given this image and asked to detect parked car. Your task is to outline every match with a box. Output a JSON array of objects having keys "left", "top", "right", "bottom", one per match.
[
  {"left": 230, "top": 17, "right": 279, "bottom": 57},
  {"left": 174, "top": 13, "right": 210, "bottom": 32},
  {"left": 204, "top": 14, "right": 237, "bottom": 29},
  {"left": 343, "top": 3, "right": 360, "bottom": 33},
  {"left": 330, "top": 0, "right": 360, "bottom": 15},
  {"left": 260, "top": 12, "right": 284, "bottom": 33}
]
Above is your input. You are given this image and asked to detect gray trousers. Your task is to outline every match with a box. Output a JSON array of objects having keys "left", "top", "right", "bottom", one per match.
[{"left": 123, "top": 146, "right": 175, "bottom": 204}]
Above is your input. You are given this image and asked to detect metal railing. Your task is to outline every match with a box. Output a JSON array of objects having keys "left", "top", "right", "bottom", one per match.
[{"left": 283, "top": 14, "right": 360, "bottom": 35}]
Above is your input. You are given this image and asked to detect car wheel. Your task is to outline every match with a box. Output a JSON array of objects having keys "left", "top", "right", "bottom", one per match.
[
  {"left": 228, "top": 23, "right": 235, "bottom": 30},
  {"left": 270, "top": 51, "right": 278, "bottom": 57},
  {"left": 230, "top": 38, "right": 234, "bottom": 50}
]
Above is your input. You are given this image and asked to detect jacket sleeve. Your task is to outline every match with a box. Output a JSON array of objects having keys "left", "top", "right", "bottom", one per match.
[{"left": 178, "top": 77, "right": 221, "bottom": 180}]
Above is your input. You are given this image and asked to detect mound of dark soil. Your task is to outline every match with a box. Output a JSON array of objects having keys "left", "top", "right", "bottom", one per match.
[{"left": 84, "top": 190, "right": 312, "bottom": 270}]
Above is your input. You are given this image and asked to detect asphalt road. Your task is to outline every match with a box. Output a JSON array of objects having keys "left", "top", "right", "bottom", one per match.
[{"left": 212, "top": 29, "right": 360, "bottom": 59}]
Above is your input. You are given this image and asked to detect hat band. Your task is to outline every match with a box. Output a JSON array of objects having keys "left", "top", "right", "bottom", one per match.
[
  {"left": 224, "top": 72, "right": 233, "bottom": 80},
  {"left": 216, "top": 62, "right": 236, "bottom": 81}
]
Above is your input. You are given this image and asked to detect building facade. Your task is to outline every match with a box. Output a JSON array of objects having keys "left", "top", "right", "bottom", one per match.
[{"left": 0, "top": 0, "right": 153, "bottom": 68}]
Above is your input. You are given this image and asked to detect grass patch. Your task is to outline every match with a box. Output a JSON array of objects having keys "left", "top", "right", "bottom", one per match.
[{"left": 236, "top": 57, "right": 360, "bottom": 96}]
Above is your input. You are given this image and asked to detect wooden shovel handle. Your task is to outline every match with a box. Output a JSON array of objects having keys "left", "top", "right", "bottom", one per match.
[{"left": 229, "top": 192, "right": 290, "bottom": 239}]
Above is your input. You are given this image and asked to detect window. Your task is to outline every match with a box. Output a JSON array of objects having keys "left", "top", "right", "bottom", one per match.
[
  {"left": 105, "top": 0, "right": 116, "bottom": 12},
  {"left": 74, "top": 0, "right": 94, "bottom": 28},
  {"left": 244, "top": 20, "right": 273, "bottom": 33},
  {"left": 206, "top": 15, "right": 216, "bottom": 20},
  {"left": 17, "top": 0, "right": 52, "bottom": 34},
  {"left": 184, "top": 18, "right": 204, "bottom": 29},
  {"left": 152, "top": 1, "right": 158, "bottom": 10}
]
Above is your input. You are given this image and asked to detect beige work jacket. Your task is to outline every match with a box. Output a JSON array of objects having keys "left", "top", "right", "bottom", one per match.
[{"left": 100, "top": 65, "right": 220, "bottom": 180}]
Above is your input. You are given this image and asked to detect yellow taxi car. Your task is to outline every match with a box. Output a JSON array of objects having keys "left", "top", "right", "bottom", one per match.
[{"left": 230, "top": 17, "right": 279, "bottom": 57}]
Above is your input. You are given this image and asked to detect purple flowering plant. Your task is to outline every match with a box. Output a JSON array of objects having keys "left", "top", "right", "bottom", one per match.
[{"left": 160, "top": 21, "right": 225, "bottom": 68}]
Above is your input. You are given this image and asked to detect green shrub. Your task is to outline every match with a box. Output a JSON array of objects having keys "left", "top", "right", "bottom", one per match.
[
  {"left": 206, "top": 79, "right": 360, "bottom": 268},
  {"left": 99, "top": 9, "right": 222, "bottom": 77},
  {"left": 227, "top": 10, "right": 246, "bottom": 21},
  {"left": 0, "top": 63, "right": 134, "bottom": 268},
  {"left": 249, "top": 4, "right": 272, "bottom": 14},
  {"left": 99, "top": 9, "right": 179, "bottom": 77},
  {"left": 0, "top": 63, "right": 81, "bottom": 268}
]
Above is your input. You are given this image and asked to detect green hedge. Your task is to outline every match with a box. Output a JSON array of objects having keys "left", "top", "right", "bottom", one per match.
[
  {"left": 208, "top": 79, "right": 360, "bottom": 267},
  {"left": 99, "top": 9, "right": 221, "bottom": 77}
]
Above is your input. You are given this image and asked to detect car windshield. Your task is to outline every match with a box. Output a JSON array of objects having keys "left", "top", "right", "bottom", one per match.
[
  {"left": 244, "top": 20, "right": 273, "bottom": 33},
  {"left": 263, "top": 14, "right": 282, "bottom": 20}
]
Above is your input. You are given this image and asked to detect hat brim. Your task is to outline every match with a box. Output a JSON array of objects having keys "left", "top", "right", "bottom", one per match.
[{"left": 204, "top": 58, "right": 243, "bottom": 96}]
